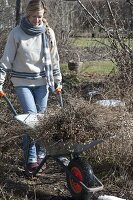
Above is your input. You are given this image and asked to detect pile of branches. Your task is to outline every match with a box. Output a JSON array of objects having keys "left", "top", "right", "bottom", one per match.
[{"left": 35, "top": 96, "right": 132, "bottom": 174}]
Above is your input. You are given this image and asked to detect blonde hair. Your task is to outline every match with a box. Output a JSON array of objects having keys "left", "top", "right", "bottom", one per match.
[
  {"left": 26, "top": 1, "right": 53, "bottom": 49},
  {"left": 26, "top": 0, "right": 47, "bottom": 16}
]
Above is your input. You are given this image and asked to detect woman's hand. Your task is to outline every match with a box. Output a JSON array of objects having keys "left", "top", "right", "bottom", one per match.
[
  {"left": 0, "top": 90, "right": 6, "bottom": 97},
  {"left": 55, "top": 82, "right": 62, "bottom": 93}
]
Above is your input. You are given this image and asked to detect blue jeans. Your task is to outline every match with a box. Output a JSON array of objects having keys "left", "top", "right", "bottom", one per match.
[
  {"left": 28, "top": 142, "right": 46, "bottom": 164},
  {"left": 15, "top": 85, "right": 49, "bottom": 113},
  {"left": 15, "top": 85, "right": 48, "bottom": 164}
]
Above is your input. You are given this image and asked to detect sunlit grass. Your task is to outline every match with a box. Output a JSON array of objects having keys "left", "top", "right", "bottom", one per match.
[
  {"left": 69, "top": 37, "right": 110, "bottom": 48},
  {"left": 61, "top": 60, "right": 116, "bottom": 75},
  {"left": 80, "top": 60, "right": 116, "bottom": 75},
  {"left": 70, "top": 37, "right": 133, "bottom": 48}
]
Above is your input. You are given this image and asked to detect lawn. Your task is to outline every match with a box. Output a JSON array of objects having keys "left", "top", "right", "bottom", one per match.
[
  {"left": 66, "top": 37, "right": 117, "bottom": 75},
  {"left": 61, "top": 60, "right": 116, "bottom": 75},
  {"left": 70, "top": 37, "right": 110, "bottom": 48},
  {"left": 80, "top": 60, "right": 116, "bottom": 75},
  {"left": 70, "top": 37, "right": 133, "bottom": 49}
]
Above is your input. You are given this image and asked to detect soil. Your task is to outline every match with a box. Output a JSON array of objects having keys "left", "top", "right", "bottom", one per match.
[
  {"left": 0, "top": 83, "right": 133, "bottom": 200},
  {"left": 0, "top": 47, "right": 132, "bottom": 200}
]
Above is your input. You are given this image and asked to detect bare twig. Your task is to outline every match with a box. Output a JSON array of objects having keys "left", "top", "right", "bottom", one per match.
[
  {"left": 0, "top": 186, "right": 7, "bottom": 200},
  {"left": 0, "top": 135, "right": 20, "bottom": 145}
]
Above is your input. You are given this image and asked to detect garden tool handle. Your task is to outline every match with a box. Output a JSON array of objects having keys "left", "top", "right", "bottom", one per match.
[
  {"left": 56, "top": 90, "right": 63, "bottom": 107},
  {"left": 0, "top": 92, "right": 17, "bottom": 116}
]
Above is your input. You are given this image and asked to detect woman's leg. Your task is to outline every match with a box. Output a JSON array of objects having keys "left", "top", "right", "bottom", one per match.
[
  {"left": 33, "top": 85, "right": 49, "bottom": 113},
  {"left": 33, "top": 85, "right": 49, "bottom": 167},
  {"left": 15, "top": 86, "right": 37, "bottom": 113},
  {"left": 15, "top": 85, "right": 49, "bottom": 171}
]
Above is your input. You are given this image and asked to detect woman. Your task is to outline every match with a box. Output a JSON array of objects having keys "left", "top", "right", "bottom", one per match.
[{"left": 0, "top": 0, "right": 62, "bottom": 171}]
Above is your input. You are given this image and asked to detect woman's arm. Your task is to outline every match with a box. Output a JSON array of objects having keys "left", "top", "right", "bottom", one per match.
[
  {"left": 49, "top": 27, "right": 62, "bottom": 84},
  {"left": 0, "top": 29, "right": 18, "bottom": 89}
]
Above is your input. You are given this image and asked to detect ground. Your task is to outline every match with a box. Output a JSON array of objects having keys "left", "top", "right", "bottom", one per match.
[
  {"left": 0, "top": 79, "right": 133, "bottom": 200},
  {"left": 0, "top": 47, "right": 133, "bottom": 199}
]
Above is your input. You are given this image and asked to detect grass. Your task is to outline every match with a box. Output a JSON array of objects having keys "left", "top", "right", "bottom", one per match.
[
  {"left": 70, "top": 37, "right": 133, "bottom": 49},
  {"left": 80, "top": 60, "right": 116, "bottom": 75},
  {"left": 70, "top": 37, "right": 110, "bottom": 48},
  {"left": 61, "top": 60, "right": 116, "bottom": 75}
]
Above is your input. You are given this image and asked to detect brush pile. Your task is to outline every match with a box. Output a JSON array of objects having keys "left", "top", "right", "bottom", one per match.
[{"left": 34, "top": 95, "right": 133, "bottom": 175}]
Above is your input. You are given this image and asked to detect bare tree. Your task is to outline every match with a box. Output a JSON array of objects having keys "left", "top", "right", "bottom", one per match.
[{"left": 63, "top": 1, "right": 133, "bottom": 91}]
